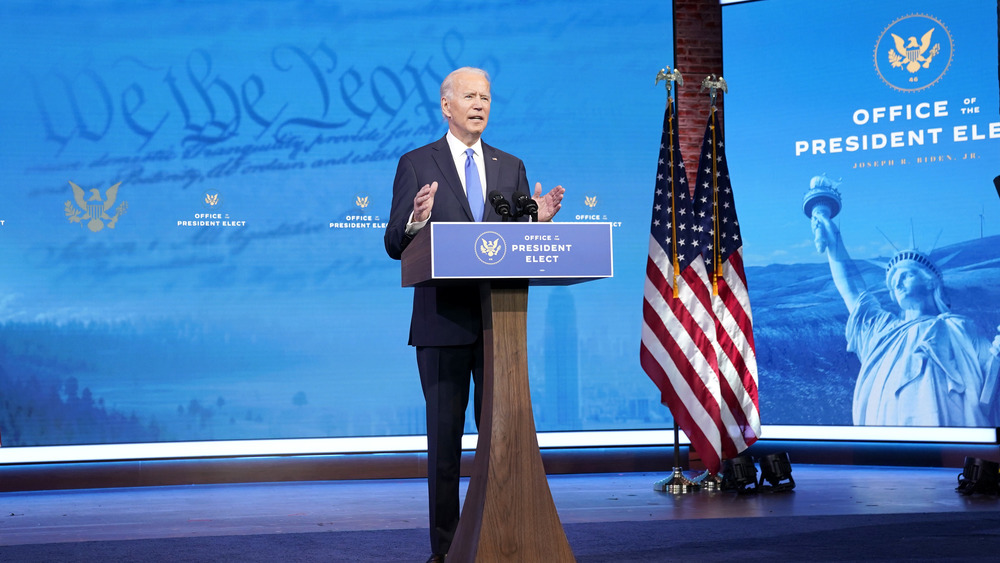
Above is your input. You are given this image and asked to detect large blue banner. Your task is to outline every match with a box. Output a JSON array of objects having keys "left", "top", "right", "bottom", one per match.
[
  {"left": 724, "top": 0, "right": 1000, "bottom": 426},
  {"left": 0, "top": 1, "right": 672, "bottom": 446}
]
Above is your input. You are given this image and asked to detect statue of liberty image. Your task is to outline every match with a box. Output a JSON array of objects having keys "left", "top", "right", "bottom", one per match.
[{"left": 805, "top": 175, "right": 1000, "bottom": 426}]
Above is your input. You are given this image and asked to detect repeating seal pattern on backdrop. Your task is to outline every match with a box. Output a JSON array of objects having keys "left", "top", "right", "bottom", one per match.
[{"left": 65, "top": 181, "right": 128, "bottom": 232}]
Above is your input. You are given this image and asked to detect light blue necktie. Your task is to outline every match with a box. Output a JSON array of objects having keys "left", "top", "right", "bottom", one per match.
[{"left": 464, "top": 148, "right": 483, "bottom": 222}]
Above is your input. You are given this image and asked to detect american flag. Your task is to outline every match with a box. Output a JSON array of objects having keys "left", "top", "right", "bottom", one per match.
[
  {"left": 693, "top": 108, "right": 761, "bottom": 458},
  {"left": 640, "top": 95, "right": 726, "bottom": 475}
]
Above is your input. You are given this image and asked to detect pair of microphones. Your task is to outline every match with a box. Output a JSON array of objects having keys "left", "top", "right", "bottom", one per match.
[{"left": 488, "top": 190, "right": 538, "bottom": 221}]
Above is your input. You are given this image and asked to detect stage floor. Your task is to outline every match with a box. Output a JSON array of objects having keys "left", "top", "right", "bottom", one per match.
[{"left": 3, "top": 464, "right": 1000, "bottom": 548}]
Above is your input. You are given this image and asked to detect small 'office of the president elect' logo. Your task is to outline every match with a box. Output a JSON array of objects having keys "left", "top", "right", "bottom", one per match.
[
  {"left": 475, "top": 231, "right": 506, "bottom": 265},
  {"left": 874, "top": 13, "right": 952, "bottom": 92},
  {"left": 203, "top": 189, "right": 223, "bottom": 210}
]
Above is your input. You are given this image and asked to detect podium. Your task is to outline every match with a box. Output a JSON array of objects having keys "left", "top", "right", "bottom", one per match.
[{"left": 401, "top": 222, "right": 613, "bottom": 563}]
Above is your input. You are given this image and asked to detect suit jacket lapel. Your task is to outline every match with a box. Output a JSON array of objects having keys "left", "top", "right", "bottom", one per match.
[
  {"left": 430, "top": 136, "right": 474, "bottom": 221},
  {"left": 482, "top": 142, "right": 500, "bottom": 195}
]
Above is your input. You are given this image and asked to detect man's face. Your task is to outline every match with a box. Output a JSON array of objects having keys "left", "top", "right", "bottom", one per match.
[{"left": 442, "top": 72, "right": 491, "bottom": 145}]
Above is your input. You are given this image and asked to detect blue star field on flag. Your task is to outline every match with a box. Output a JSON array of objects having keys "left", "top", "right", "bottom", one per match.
[
  {"left": 694, "top": 109, "right": 743, "bottom": 274},
  {"left": 649, "top": 100, "right": 699, "bottom": 273}
]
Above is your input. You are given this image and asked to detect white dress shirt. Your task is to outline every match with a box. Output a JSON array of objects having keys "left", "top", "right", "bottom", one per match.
[
  {"left": 444, "top": 131, "right": 487, "bottom": 205},
  {"left": 406, "top": 132, "right": 488, "bottom": 234}
]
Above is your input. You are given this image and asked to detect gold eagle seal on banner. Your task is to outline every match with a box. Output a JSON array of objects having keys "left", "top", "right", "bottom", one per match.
[
  {"left": 475, "top": 231, "right": 506, "bottom": 265},
  {"left": 874, "top": 14, "right": 953, "bottom": 92}
]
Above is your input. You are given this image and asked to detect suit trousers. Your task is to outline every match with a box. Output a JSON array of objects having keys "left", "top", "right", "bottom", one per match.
[{"left": 416, "top": 338, "right": 484, "bottom": 555}]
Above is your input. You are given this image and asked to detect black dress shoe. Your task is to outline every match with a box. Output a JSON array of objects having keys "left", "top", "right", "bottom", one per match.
[{"left": 425, "top": 555, "right": 445, "bottom": 563}]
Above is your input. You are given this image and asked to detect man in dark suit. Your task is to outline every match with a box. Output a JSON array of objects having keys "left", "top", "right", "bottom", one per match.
[{"left": 384, "top": 67, "right": 564, "bottom": 562}]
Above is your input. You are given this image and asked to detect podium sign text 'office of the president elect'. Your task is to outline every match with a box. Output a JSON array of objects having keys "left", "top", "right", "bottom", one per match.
[{"left": 429, "top": 222, "right": 613, "bottom": 283}]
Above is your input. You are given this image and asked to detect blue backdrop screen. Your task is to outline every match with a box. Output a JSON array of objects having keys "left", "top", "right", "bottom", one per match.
[
  {"left": 0, "top": 0, "right": 997, "bottom": 448},
  {"left": 724, "top": 0, "right": 1000, "bottom": 426},
  {"left": 0, "top": 1, "right": 673, "bottom": 446}
]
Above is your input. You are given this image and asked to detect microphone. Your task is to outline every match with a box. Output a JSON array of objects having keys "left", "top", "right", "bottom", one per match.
[
  {"left": 487, "top": 190, "right": 512, "bottom": 219},
  {"left": 512, "top": 191, "right": 539, "bottom": 221},
  {"left": 994, "top": 175, "right": 1000, "bottom": 199}
]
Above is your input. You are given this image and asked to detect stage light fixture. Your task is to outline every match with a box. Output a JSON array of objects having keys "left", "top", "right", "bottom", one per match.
[
  {"left": 956, "top": 456, "right": 1000, "bottom": 496},
  {"left": 758, "top": 452, "right": 795, "bottom": 491},
  {"left": 720, "top": 455, "right": 758, "bottom": 494}
]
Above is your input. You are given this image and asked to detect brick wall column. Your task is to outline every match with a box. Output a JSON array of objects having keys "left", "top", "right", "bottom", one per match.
[
  {"left": 672, "top": 0, "right": 724, "bottom": 470},
  {"left": 673, "top": 0, "right": 724, "bottom": 188}
]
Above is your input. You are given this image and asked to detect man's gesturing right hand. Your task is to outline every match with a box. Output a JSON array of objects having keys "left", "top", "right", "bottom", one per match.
[{"left": 413, "top": 181, "right": 438, "bottom": 223}]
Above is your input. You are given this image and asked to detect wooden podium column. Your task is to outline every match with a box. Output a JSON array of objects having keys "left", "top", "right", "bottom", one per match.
[{"left": 446, "top": 281, "right": 575, "bottom": 563}]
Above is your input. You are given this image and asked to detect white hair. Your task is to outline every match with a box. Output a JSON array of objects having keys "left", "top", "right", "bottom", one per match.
[{"left": 440, "top": 67, "right": 491, "bottom": 118}]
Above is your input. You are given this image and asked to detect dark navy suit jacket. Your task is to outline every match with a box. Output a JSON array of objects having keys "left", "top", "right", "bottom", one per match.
[{"left": 384, "top": 135, "right": 530, "bottom": 347}]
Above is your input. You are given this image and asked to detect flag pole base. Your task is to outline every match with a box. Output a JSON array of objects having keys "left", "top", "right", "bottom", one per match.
[
  {"left": 654, "top": 467, "right": 700, "bottom": 493},
  {"left": 693, "top": 470, "right": 722, "bottom": 492}
]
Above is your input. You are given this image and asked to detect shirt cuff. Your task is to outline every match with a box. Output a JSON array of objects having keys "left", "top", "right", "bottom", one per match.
[{"left": 405, "top": 212, "right": 429, "bottom": 236}]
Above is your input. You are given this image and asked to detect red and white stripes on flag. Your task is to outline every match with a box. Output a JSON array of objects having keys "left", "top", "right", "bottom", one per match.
[
  {"left": 640, "top": 96, "right": 727, "bottom": 475},
  {"left": 693, "top": 107, "right": 761, "bottom": 459}
]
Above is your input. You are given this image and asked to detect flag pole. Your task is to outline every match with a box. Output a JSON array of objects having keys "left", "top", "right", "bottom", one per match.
[
  {"left": 651, "top": 66, "right": 699, "bottom": 494},
  {"left": 700, "top": 74, "right": 727, "bottom": 297},
  {"left": 658, "top": 67, "right": 683, "bottom": 299},
  {"left": 695, "top": 74, "right": 730, "bottom": 491}
]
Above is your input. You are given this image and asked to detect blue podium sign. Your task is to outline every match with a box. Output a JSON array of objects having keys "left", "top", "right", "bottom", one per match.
[
  {"left": 432, "top": 222, "right": 613, "bottom": 281},
  {"left": 402, "top": 222, "right": 613, "bottom": 286}
]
